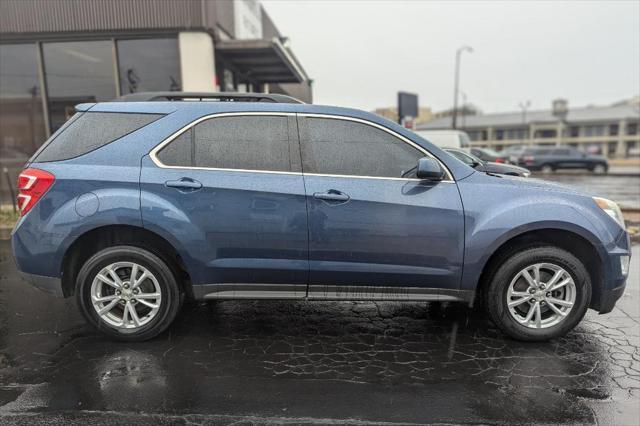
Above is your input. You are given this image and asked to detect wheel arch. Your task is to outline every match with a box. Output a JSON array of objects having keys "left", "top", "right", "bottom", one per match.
[
  {"left": 60, "top": 224, "right": 193, "bottom": 298},
  {"left": 472, "top": 227, "right": 604, "bottom": 310}
]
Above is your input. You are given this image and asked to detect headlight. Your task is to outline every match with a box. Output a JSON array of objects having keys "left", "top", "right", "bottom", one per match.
[{"left": 593, "top": 197, "right": 625, "bottom": 229}]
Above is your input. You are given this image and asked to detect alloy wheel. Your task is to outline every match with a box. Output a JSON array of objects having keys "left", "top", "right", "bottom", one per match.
[
  {"left": 90, "top": 261, "right": 162, "bottom": 330},
  {"left": 506, "top": 262, "right": 576, "bottom": 329}
]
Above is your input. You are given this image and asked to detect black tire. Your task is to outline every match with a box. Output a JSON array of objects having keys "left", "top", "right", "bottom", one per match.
[
  {"left": 76, "top": 245, "right": 181, "bottom": 341},
  {"left": 591, "top": 163, "right": 608, "bottom": 174},
  {"left": 485, "top": 246, "right": 591, "bottom": 341},
  {"left": 540, "top": 164, "right": 554, "bottom": 174}
]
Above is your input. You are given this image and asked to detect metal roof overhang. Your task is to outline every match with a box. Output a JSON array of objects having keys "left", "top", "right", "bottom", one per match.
[{"left": 215, "top": 38, "right": 307, "bottom": 84}]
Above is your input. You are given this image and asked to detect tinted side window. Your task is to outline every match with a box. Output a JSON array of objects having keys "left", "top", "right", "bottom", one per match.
[
  {"left": 554, "top": 149, "right": 570, "bottom": 156},
  {"left": 35, "top": 112, "right": 162, "bottom": 162},
  {"left": 157, "top": 130, "right": 192, "bottom": 167},
  {"left": 300, "top": 118, "right": 423, "bottom": 178},
  {"left": 194, "top": 116, "right": 291, "bottom": 171}
]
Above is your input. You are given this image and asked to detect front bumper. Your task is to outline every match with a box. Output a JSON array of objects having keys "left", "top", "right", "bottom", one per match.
[
  {"left": 20, "top": 272, "right": 64, "bottom": 298},
  {"left": 596, "top": 229, "right": 631, "bottom": 314},
  {"left": 598, "top": 283, "right": 626, "bottom": 314}
]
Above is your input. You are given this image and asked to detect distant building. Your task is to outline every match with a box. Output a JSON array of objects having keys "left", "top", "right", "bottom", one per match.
[
  {"left": 417, "top": 98, "right": 640, "bottom": 158},
  {"left": 0, "top": 0, "right": 311, "bottom": 198},
  {"left": 431, "top": 104, "right": 480, "bottom": 120},
  {"left": 373, "top": 106, "right": 433, "bottom": 125},
  {"left": 613, "top": 96, "right": 640, "bottom": 108}
]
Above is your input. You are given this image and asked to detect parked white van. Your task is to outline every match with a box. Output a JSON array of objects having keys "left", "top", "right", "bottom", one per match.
[{"left": 414, "top": 130, "right": 471, "bottom": 149}]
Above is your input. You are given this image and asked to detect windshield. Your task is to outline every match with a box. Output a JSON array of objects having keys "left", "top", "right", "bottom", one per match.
[
  {"left": 504, "top": 146, "right": 525, "bottom": 154},
  {"left": 445, "top": 149, "right": 481, "bottom": 166},
  {"left": 458, "top": 132, "right": 471, "bottom": 148}
]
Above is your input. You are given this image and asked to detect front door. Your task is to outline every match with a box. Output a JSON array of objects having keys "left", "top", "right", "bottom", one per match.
[
  {"left": 140, "top": 113, "right": 308, "bottom": 299},
  {"left": 298, "top": 115, "right": 465, "bottom": 300}
]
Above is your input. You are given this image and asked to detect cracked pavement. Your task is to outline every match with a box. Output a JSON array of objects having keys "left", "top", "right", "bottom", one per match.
[{"left": 0, "top": 238, "right": 638, "bottom": 425}]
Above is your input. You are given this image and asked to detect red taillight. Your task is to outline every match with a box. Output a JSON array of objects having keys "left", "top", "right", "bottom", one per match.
[
  {"left": 495, "top": 158, "right": 505, "bottom": 164},
  {"left": 17, "top": 168, "right": 55, "bottom": 216}
]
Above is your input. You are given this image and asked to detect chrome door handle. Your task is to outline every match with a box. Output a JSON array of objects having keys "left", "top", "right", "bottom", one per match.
[
  {"left": 165, "top": 178, "right": 202, "bottom": 190},
  {"left": 313, "top": 190, "right": 350, "bottom": 202}
]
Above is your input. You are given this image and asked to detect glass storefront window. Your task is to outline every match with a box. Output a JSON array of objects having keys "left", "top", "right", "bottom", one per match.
[
  {"left": 0, "top": 43, "right": 47, "bottom": 197},
  {"left": 43, "top": 41, "right": 116, "bottom": 132},
  {"left": 117, "top": 38, "right": 181, "bottom": 94}
]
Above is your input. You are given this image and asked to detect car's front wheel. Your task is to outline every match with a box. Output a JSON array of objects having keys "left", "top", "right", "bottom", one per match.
[
  {"left": 485, "top": 246, "right": 591, "bottom": 341},
  {"left": 76, "top": 246, "right": 181, "bottom": 341},
  {"left": 591, "top": 163, "right": 608, "bottom": 174}
]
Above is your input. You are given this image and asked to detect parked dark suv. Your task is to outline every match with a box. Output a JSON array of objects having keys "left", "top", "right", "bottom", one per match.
[
  {"left": 517, "top": 146, "right": 608, "bottom": 173},
  {"left": 11, "top": 93, "right": 630, "bottom": 342}
]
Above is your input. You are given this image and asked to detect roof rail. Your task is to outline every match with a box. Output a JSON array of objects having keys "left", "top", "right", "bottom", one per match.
[{"left": 114, "top": 91, "right": 304, "bottom": 104}]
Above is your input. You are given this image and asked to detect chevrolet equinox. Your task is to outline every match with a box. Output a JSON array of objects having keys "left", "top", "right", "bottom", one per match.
[{"left": 11, "top": 92, "right": 631, "bottom": 342}]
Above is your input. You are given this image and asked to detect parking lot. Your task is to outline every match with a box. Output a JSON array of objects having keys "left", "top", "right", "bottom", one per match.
[
  {"left": 533, "top": 169, "right": 640, "bottom": 211},
  {"left": 0, "top": 235, "right": 637, "bottom": 424}
]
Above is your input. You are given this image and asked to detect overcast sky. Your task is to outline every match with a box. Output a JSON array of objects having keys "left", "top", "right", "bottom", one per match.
[{"left": 262, "top": 0, "right": 640, "bottom": 114}]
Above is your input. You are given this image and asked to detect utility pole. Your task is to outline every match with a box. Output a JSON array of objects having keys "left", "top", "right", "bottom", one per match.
[{"left": 452, "top": 45, "right": 473, "bottom": 129}]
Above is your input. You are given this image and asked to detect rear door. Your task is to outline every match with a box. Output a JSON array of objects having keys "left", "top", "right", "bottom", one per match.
[
  {"left": 140, "top": 113, "right": 308, "bottom": 299},
  {"left": 298, "top": 115, "right": 465, "bottom": 300}
]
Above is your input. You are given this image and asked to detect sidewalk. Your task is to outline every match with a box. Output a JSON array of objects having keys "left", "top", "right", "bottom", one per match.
[
  {"left": 608, "top": 158, "right": 640, "bottom": 176},
  {"left": 609, "top": 158, "right": 640, "bottom": 167}
]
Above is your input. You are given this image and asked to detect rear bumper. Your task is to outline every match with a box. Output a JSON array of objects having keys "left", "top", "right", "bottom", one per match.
[{"left": 20, "top": 272, "right": 64, "bottom": 297}]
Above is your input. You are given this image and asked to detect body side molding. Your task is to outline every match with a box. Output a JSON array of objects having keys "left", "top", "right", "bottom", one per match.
[{"left": 196, "top": 283, "right": 474, "bottom": 302}]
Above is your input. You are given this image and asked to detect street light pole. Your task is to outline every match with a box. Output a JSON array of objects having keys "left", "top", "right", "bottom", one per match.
[
  {"left": 452, "top": 45, "right": 473, "bottom": 129},
  {"left": 518, "top": 100, "right": 531, "bottom": 124},
  {"left": 460, "top": 91, "right": 467, "bottom": 128},
  {"left": 518, "top": 100, "right": 531, "bottom": 139}
]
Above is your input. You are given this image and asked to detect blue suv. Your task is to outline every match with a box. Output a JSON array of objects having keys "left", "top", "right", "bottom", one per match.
[{"left": 11, "top": 92, "right": 630, "bottom": 342}]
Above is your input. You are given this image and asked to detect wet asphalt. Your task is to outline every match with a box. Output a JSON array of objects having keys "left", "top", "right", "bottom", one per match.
[
  {"left": 532, "top": 171, "right": 640, "bottom": 211},
  {"left": 0, "top": 238, "right": 638, "bottom": 425}
]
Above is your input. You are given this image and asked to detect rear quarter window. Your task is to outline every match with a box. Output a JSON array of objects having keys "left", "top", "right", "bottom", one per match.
[{"left": 34, "top": 112, "right": 162, "bottom": 162}]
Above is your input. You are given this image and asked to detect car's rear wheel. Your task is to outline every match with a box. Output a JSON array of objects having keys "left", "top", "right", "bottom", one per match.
[
  {"left": 76, "top": 246, "right": 181, "bottom": 341},
  {"left": 485, "top": 246, "right": 591, "bottom": 341}
]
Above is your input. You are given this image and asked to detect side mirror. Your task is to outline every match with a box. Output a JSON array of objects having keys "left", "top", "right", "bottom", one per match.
[{"left": 416, "top": 157, "right": 445, "bottom": 181}]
